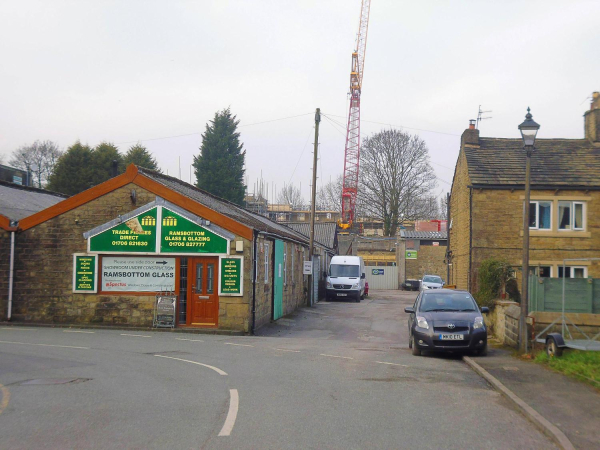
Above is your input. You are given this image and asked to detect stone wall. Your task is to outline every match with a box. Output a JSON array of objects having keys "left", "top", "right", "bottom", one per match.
[
  {"left": 504, "top": 304, "right": 521, "bottom": 348},
  {"left": 0, "top": 229, "right": 10, "bottom": 320},
  {"left": 448, "top": 150, "right": 471, "bottom": 290},
  {"left": 471, "top": 189, "right": 600, "bottom": 294},
  {"left": 405, "top": 245, "right": 447, "bottom": 281}
]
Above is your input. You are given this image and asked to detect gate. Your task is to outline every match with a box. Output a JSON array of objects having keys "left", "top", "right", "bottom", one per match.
[
  {"left": 365, "top": 265, "right": 398, "bottom": 290},
  {"left": 273, "top": 240, "right": 284, "bottom": 320}
]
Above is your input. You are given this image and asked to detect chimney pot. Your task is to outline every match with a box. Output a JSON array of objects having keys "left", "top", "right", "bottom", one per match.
[
  {"left": 585, "top": 91, "right": 600, "bottom": 143},
  {"left": 469, "top": 119, "right": 476, "bottom": 130}
]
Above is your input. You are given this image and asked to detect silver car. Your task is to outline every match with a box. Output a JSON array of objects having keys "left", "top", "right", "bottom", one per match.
[{"left": 420, "top": 274, "right": 444, "bottom": 291}]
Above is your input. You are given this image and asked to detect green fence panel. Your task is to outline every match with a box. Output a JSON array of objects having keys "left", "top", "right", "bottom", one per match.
[{"left": 529, "top": 276, "right": 594, "bottom": 313}]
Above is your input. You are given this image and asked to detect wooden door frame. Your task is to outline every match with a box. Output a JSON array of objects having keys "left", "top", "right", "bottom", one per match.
[{"left": 187, "top": 256, "right": 219, "bottom": 328}]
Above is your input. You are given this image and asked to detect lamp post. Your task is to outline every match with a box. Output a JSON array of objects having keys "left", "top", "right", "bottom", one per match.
[{"left": 518, "top": 107, "right": 540, "bottom": 353}]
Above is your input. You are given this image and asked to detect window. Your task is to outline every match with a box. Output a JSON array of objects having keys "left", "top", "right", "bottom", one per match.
[
  {"left": 558, "top": 201, "right": 585, "bottom": 230},
  {"left": 291, "top": 244, "right": 295, "bottom": 283},
  {"left": 326, "top": 213, "right": 332, "bottom": 219},
  {"left": 529, "top": 201, "right": 552, "bottom": 230},
  {"left": 264, "top": 243, "right": 269, "bottom": 283},
  {"left": 298, "top": 213, "right": 305, "bottom": 221},
  {"left": 558, "top": 266, "right": 587, "bottom": 278},
  {"left": 532, "top": 266, "right": 552, "bottom": 278}
]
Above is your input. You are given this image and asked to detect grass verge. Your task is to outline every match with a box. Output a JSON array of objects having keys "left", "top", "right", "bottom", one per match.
[{"left": 535, "top": 350, "right": 600, "bottom": 389}]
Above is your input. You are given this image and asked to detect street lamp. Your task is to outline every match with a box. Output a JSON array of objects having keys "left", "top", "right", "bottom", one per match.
[{"left": 518, "top": 107, "right": 540, "bottom": 353}]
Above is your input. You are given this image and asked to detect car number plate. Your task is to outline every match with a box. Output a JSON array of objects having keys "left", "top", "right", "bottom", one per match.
[
  {"left": 439, "top": 334, "right": 464, "bottom": 340},
  {"left": 337, "top": 293, "right": 347, "bottom": 297}
]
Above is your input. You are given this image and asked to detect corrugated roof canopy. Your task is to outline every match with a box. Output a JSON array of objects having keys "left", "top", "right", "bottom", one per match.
[
  {"left": 401, "top": 230, "right": 448, "bottom": 240},
  {"left": 284, "top": 222, "right": 337, "bottom": 249},
  {"left": 466, "top": 138, "right": 600, "bottom": 187}
]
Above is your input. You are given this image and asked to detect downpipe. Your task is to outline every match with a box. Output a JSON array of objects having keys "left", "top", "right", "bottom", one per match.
[{"left": 8, "top": 230, "right": 15, "bottom": 320}]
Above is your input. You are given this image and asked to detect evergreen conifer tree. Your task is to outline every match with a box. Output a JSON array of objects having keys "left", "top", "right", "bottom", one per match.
[
  {"left": 91, "top": 142, "right": 124, "bottom": 185},
  {"left": 123, "top": 144, "right": 160, "bottom": 171},
  {"left": 46, "top": 141, "right": 94, "bottom": 195},
  {"left": 193, "top": 108, "right": 246, "bottom": 205}
]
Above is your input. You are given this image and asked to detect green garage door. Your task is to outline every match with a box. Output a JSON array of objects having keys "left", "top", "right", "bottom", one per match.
[{"left": 273, "top": 240, "right": 284, "bottom": 320}]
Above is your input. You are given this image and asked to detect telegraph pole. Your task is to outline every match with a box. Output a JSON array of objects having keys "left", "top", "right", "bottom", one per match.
[{"left": 308, "top": 108, "right": 321, "bottom": 306}]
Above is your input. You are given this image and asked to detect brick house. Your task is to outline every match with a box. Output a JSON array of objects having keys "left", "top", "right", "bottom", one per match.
[
  {"left": 1, "top": 166, "right": 333, "bottom": 332},
  {"left": 448, "top": 92, "right": 600, "bottom": 293}
]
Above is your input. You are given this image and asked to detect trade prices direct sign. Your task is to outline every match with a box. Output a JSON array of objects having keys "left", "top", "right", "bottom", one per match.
[
  {"left": 102, "top": 257, "right": 175, "bottom": 292},
  {"left": 160, "top": 208, "right": 228, "bottom": 254},
  {"left": 89, "top": 208, "right": 157, "bottom": 253}
]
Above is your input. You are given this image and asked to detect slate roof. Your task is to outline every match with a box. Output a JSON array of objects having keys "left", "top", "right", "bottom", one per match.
[
  {"left": 137, "top": 168, "right": 311, "bottom": 245},
  {"left": 0, "top": 181, "right": 67, "bottom": 221},
  {"left": 400, "top": 230, "right": 448, "bottom": 240},
  {"left": 465, "top": 138, "right": 600, "bottom": 187},
  {"left": 284, "top": 222, "right": 337, "bottom": 249}
]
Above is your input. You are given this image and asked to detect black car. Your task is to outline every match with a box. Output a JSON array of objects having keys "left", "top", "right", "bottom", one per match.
[{"left": 405, "top": 289, "right": 489, "bottom": 356}]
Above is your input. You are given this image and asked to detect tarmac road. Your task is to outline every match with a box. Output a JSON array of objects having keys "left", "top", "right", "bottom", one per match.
[{"left": 0, "top": 290, "right": 556, "bottom": 449}]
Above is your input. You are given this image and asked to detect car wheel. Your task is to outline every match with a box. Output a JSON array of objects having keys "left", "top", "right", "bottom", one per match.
[
  {"left": 546, "top": 337, "right": 563, "bottom": 358},
  {"left": 408, "top": 332, "right": 413, "bottom": 349},
  {"left": 474, "top": 344, "right": 487, "bottom": 357},
  {"left": 411, "top": 335, "right": 421, "bottom": 356}
]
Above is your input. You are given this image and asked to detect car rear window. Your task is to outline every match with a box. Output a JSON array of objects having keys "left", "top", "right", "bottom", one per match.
[{"left": 420, "top": 293, "right": 477, "bottom": 312}]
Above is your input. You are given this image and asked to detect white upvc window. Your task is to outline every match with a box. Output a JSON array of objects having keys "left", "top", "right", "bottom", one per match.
[
  {"left": 558, "top": 266, "right": 587, "bottom": 278},
  {"left": 529, "top": 201, "right": 552, "bottom": 230},
  {"left": 291, "top": 244, "right": 295, "bottom": 283},
  {"left": 264, "top": 243, "right": 269, "bottom": 283},
  {"left": 558, "top": 201, "right": 585, "bottom": 231},
  {"left": 284, "top": 243, "right": 288, "bottom": 286}
]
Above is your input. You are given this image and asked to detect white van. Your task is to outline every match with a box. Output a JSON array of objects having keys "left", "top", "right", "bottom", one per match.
[{"left": 325, "top": 255, "right": 366, "bottom": 302}]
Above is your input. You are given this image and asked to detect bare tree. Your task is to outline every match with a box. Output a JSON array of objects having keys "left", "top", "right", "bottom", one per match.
[
  {"left": 9, "top": 140, "right": 63, "bottom": 188},
  {"left": 359, "top": 129, "right": 437, "bottom": 236},
  {"left": 277, "top": 184, "right": 306, "bottom": 210},
  {"left": 316, "top": 175, "right": 342, "bottom": 211}
]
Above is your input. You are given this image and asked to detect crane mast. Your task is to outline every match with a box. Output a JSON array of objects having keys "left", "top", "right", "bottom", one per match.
[{"left": 340, "top": 0, "right": 371, "bottom": 230}]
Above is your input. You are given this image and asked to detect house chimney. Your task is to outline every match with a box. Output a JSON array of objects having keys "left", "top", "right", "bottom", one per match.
[
  {"left": 584, "top": 91, "right": 600, "bottom": 143},
  {"left": 461, "top": 119, "right": 480, "bottom": 147}
]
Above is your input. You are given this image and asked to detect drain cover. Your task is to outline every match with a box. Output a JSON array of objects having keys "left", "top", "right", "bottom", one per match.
[{"left": 20, "top": 378, "right": 91, "bottom": 386}]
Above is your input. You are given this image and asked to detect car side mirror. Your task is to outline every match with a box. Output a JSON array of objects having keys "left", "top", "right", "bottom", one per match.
[
  {"left": 481, "top": 307, "right": 489, "bottom": 314},
  {"left": 361, "top": 273, "right": 365, "bottom": 279},
  {"left": 404, "top": 307, "right": 415, "bottom": 314}
]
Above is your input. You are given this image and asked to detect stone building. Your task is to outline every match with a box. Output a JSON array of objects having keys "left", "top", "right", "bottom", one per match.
[
  {"left": 1, "top": 181, "right": 67, "bottom": 320},
  {"left": 1, "top": 166, "right": 332, "bottom": 332},
  {"left": 398, "top": 230, "right": 448, "bottom": 284},
  {"left": 448, "top": 92, "right": 600, "bottom": 293}
]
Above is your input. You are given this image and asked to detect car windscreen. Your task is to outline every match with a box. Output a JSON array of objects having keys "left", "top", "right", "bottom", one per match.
[
  {"left": 330, "top": 264, "right": 360, "bottom": 277},
  {"left": 423, "top": 276, "right": 442, "bottom": 284},
  {"left": 420, "top": 293, "right": 478, "bottom": 312}
]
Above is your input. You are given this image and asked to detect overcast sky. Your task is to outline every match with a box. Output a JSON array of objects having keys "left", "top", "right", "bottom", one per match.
[{"left": 1, "top": 0, "right": 598, "bottom": 204}]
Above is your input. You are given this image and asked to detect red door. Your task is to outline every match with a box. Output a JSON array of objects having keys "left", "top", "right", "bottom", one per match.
[{"left": 188, "top": 257, "right": 219, "bottom": 327}]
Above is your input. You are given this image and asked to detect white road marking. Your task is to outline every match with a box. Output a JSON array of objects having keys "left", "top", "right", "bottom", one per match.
[
  {"left": 0, "top": 340, "right": 89, "bottom": 350},
  {"left": 120, "top": 334, "right": 151, "bottom": 338},
  {"left": 153, "top": 355, "right": 228, "bottom": 376},
  {"left": 375, "top": 361, "right": 408, "bottom": 367},
  {"left": 176, "top": 338, "right": 204, "bottom": 342},
  {"left": 273, "top": 348, "right": 301, "bottom": 353},
  {"left": 320, "top": 354, "right": 354, "bottom": 360},
  {"left": 63, "top": 330, "right": 95, "bottom": 334},
  {"left": 224, "top": 342, "right": 253, "bottom": 347},
  {"left": 218, "top": 389, "right": 239, "bottom": 437}
]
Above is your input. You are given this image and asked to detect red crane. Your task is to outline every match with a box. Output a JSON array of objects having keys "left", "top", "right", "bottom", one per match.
[{"left": 339, "top": 0, "right": 371, "bottom": 230}]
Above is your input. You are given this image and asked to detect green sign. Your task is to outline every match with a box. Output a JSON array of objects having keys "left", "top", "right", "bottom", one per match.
[
  {"left": 160, "top": 208, "right": 228, "bottom": 254},
  {"left": 219, "top": 257, "right": 242, "bottom": 295},
  {"left": 73, "top": 254, "right": 97, "bottom": 292},
  {"left": 405, "top": 250, "right": 418, "bottom": 259},
  {"left": 89, "top": 208, "right": 157, "bottom": 253}
]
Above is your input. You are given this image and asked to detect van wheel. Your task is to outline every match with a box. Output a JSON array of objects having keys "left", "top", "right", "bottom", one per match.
[
  {"left": 360, "top": 293, "right": 365, "bottom": 300},
  {"left": 355, "top": 295, "right": 360, "bottom": 303}
]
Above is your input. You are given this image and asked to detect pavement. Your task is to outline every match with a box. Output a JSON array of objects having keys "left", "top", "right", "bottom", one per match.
[{"left": 464, "top": 345, "right": 600, "bottom": 450}]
